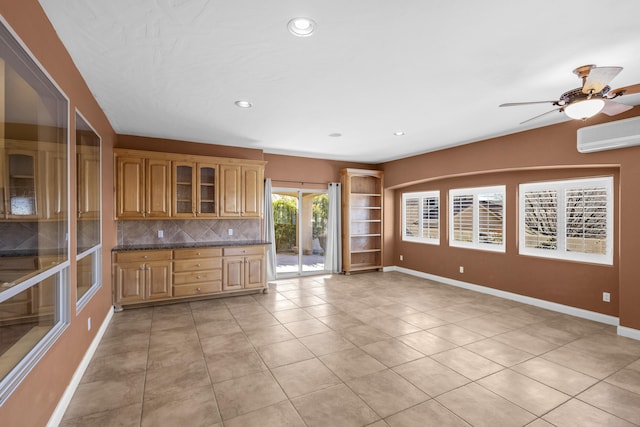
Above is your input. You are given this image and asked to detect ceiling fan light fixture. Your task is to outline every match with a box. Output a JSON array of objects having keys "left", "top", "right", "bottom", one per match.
[
  {"left": 564, "top": 98, "right": 605, "bottom": 120},
  {"left": 288, "top": 17, "right": 316, "bottom": 37}
]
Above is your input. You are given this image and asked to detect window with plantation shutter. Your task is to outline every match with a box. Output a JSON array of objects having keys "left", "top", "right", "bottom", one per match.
[
  {"left": 402, "top": 191, "right": 439, "bottom": 244},
  {"left": 519, "top": 177, "right": 613, "bottom": 265},
  {"left": 449, "top": 186, "right": 505, "bottom": 252}
]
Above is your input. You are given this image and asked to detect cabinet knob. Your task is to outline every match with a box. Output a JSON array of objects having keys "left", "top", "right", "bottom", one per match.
[
  {"left": 143, "top": 255, "right": 148, "bottom": 259},
  {"left": 196, "top": 275, "right": 201, "bottom": 279},
  {"left": 196, "top": 263, "right": 201, "bottom": 267},
  {"left": 196, "top": 252, "right": 200, "bottom": 256},
  {"left": 196, "top": 287, "right": 201, "bottom": 292}
]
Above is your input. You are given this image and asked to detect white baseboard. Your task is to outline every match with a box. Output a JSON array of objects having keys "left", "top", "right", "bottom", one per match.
[
  {"left": 47, "top": 306, "right": 114, "bottom": 427},
  {"left": 618, "top": 326, "right": 640, "bottom": 341},
  {"left": 387, "top": 265, "right": 622, "bottom": 327}
]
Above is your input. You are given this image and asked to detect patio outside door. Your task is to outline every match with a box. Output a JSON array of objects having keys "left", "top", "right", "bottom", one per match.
[{"left": 272, "top": 189, "right": 328, "bottom": 277}]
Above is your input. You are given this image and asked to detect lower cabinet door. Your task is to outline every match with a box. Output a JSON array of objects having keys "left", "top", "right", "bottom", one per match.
[
  {"left": 222, "top": 257, "right": 244, "bottom": 291},
  {"left": 244, "top": 255, "right": 265, "bottom": 289},
  {"left": 145, "top": 261, "right": 172, "bottom": 299},
  {"left": 114, "top": 262, "right": 146, "bottom": 304}
]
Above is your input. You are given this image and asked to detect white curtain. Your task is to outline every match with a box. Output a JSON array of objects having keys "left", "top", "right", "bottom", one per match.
[
  {"left": 263, "top": 178, "right": 277, "bottom": 281},
  {"left": 324, "top": 182, "right": 342, "bottom": 273}
]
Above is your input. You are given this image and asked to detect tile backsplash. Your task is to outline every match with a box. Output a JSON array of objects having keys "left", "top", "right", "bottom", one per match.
[{"left": 117, "top": 219, "right": 261, "bottom": 246}]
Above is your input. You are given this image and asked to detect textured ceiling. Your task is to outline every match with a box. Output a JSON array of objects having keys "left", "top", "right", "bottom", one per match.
[{"left": 39, "top": 0, "right": 640, "bottom": 163}]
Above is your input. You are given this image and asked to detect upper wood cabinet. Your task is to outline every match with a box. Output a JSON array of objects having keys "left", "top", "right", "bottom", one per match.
[
  {"left": 4, "top": 149, "right": 38, "bottom": 220},
  {"left": 115, "top": 154, "right": 171, "bottom": 219},
  {"left": 76, "top": 146, "right": 99, "bottom": 219},
  {"left": 114, "top": 149, "right": 264, "bottom": 220},
  {"left": 219, "top": 163, "right": 263, "bottom": 218},
  {"left": 172, "top": 161, "right": 217, "bottom": 218}
]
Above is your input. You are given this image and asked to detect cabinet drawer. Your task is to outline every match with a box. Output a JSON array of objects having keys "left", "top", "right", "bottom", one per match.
[
  {"left": 173, "top": 258, "right": 222, "bottom": 272},
  {"left": 173, "top": 281, "right": 222, "bottom": 297},
  {"left": 115, "top": 250, "right": 171, "bottom": 263},
  {"left": 173, "top": 269, "right": 222, "bottom": 285},
  {"left": 173, "top": 248, "right": 222, "bottom": 259},
  {"left": 223, "top": 246, "right": 264, "bottom": 256}
]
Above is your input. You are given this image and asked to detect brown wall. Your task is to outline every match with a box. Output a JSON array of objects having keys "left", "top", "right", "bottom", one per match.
[
  {"left": 117, "top": 134, "right": 263, "bottom": 160},
  {"left": 0, "top": 1, "right": 116, "bottom": 425},
  {"left": 383, "top": 108, "right": 640, "bottom": 330},
  {"left": 264, "top": 153, "right": 374, "bottom": 189}
]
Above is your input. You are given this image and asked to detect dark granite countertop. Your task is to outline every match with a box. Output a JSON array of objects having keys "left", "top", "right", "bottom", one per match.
[{"left": 112, "top": 240, "right": 271, "bottom": 252}]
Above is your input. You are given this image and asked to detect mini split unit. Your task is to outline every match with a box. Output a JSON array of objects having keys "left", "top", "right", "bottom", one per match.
[{"left": 577, "top": 116, "right": 640, "bottom": 153}]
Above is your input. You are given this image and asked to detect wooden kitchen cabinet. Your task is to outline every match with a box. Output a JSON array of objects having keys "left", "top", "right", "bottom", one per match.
[
  {"left": 173, "top": 247, "right": 222, "bottom": 297},
  {"left": 113, "top": 250, "right": 172, "bottom": 304},
  {"left": 219, "top": 163, "right": 263, "bottom": 218},
  {"left": 4, "top": 149, "right": 38, "bottom": 219},
  {"left": 42, "top": 149, "right": 68, "bottom": 220},
  {"left": 222, "top": 246, "right": 266, "bottom": 291},
  {"left": 115, "top": 155, "right": 171, "bottom": 219},
  {"left": 112, "top": 245, "right": 266, "bottom": 307},
  {"left": 76, "top": 146, "right": 100, "bottom": 219},
  {"left": 114, "top": 149, "right": 264, "bottom": 220},
  {"left": 172, "top": 161, "right": 217, "bottom": 218}
]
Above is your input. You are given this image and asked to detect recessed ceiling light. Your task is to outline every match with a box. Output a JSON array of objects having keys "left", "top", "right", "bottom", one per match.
[
  {"left": 234, "top": 100, "right": 252, "bottom": 108},
  {"left": 328, "top": 133, "right": 342, "bottom": 137},
  {"left": 394, "top": 131, "right": 405, "bottom": 136},
  {"left": 288, "top": 17, "right": 316, "bottom": 37}
]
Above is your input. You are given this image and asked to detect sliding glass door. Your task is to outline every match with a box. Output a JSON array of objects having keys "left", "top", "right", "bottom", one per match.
[{"left": 272, "top": 189, "right": 328, "bottom": 276}]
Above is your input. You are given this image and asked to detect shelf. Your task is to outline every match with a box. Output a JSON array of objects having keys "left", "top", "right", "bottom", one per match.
[
  {"left": 351, "top": 219, "right": 381, "bottom": 223},
  {"left": 350, "top": 263, "right": 382, "bottom": 271},
  {"left": 350, "top": 249, "right": 381, "bottom": 254},
  {"left": 351, "top": 193, "right": 382, "bottom": 197},
  {"left": 351, "top": 234, "right": 381, "bottom": 238},
  {"left": 351, "top": 206, "right": 381, "bottom": 210}
]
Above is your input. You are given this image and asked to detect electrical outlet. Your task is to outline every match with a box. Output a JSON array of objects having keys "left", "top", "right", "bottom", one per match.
[
  {"left": 157, "top": 230, "right": 164, "bottom": 238},
  {"left": 87, "top": 317, "right": 91, "bottom": 331},
  {"left": 459, "top": 266, "right": 464, "bottom": 273},
  {"left": 228, "top": 229, "right": 233, "bottom": 236},
  {"left": 400, "top": 255, "right": 403, "bottom": 261},
  {"left": 603, "top": 292, "right": 610, "bottom": 302}
]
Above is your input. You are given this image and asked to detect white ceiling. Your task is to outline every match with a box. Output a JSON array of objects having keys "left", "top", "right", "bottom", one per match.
[{"left": 39, "top": 0, "right": 640, "bottom": 163}]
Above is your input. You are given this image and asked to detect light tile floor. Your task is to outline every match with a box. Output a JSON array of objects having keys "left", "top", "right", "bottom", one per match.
[{"left": 60, "top": 272, "right": 640, "bottom": 427}]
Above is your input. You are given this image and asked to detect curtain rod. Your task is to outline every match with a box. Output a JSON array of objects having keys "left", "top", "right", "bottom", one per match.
[{"left": 270, "top": 179, "right": 339, "bottom": 185}]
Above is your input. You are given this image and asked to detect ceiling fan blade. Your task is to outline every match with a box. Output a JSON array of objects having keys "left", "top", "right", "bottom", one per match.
[
  {"left": 608, "top": 83, "right": 640, "bottom": 98},
  {"left": 582, "top": 66, "right": 623, "bottom": 94},
  {"left": 519, "top": 107, "right": 562, "bottom": 125},
  {"left": 601, "top": 99, "right": 634, "bottom": 116},
  {"left": 499, "top": 101, "right": 557, "bottom": 107}
]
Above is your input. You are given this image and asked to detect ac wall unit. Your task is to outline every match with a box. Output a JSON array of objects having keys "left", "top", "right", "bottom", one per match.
[{"left": 577, "top": 115, "right": 640, "bottom": 153}]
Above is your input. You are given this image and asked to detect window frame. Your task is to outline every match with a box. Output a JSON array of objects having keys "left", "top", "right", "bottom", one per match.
[
  {"left": 75, "top": 109, "right": 102, "bottom": 312},
  {"left": 402, "top": 191, "right": 440, "bottom": 245},
  {"left": 519, "top": 176, "right": 613, "bottom": 265},
  {"left": 0, "top": 16, "right": 71, "bottom": 405},
  {"left": 449, "top": 185, "right": 506, "bottom": 252}
]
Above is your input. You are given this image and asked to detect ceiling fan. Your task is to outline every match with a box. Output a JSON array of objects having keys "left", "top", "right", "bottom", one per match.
[{"left": 500, "top": 65, "right": 640, "bottom": 124}]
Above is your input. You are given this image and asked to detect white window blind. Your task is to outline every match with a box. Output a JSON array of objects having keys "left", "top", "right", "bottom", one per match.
[
  {"left": 519, "top": 177, "right": 613, "bottom": 264},
  {"left": 449, "top": 186, "right": 505, "bottom": 252},
  {"left": 402, "top": 191, "right": 439, "bottom": 244}
]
